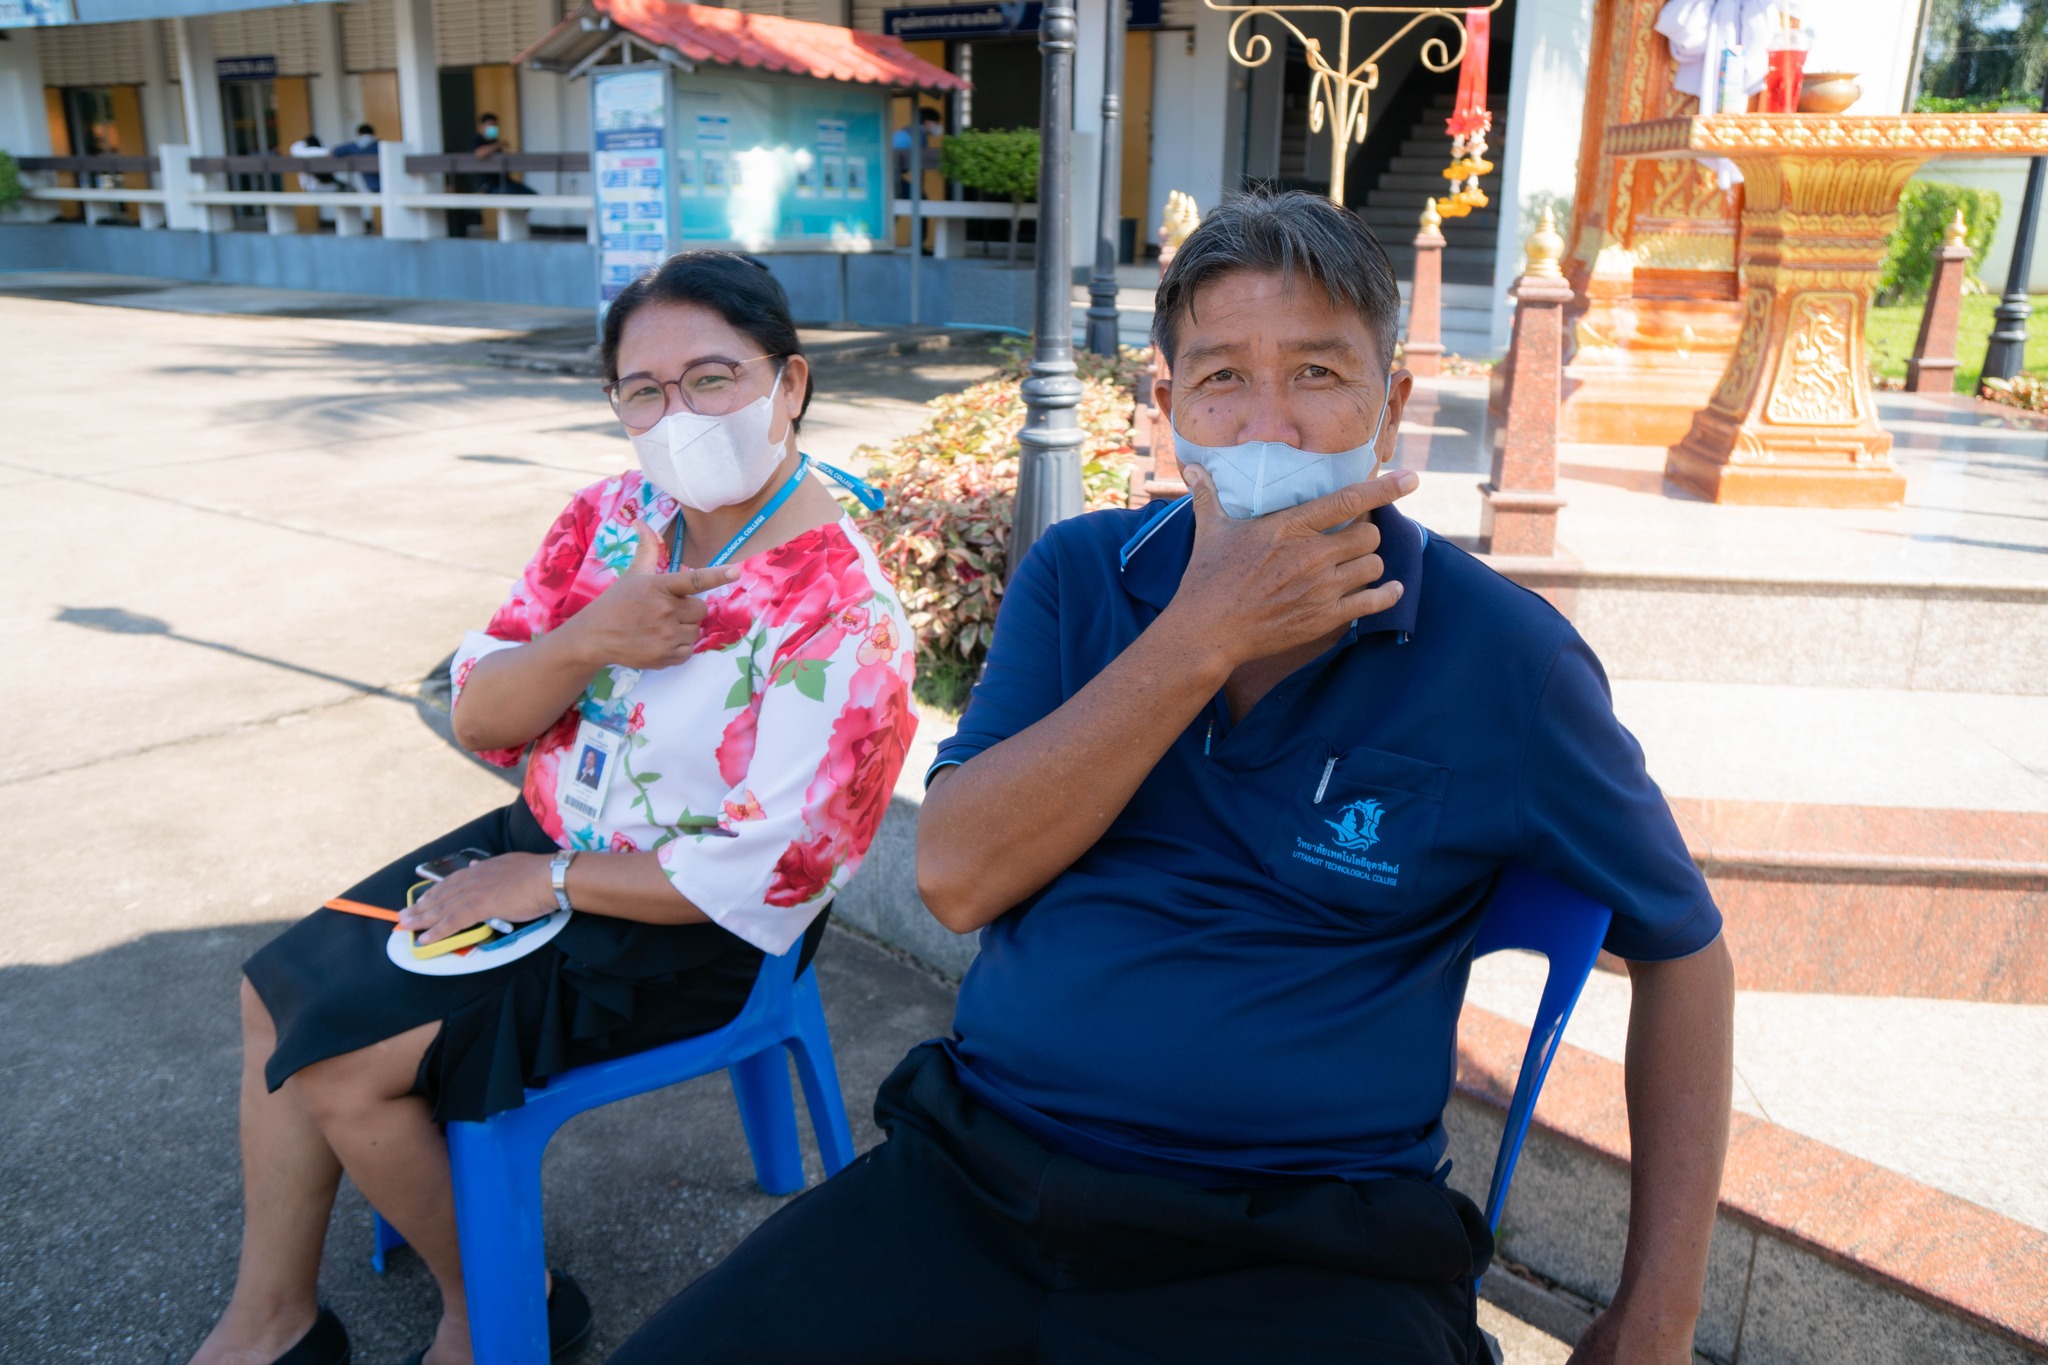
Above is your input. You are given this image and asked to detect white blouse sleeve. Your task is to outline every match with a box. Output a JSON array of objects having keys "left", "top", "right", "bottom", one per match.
[{"left": 657, "top": 601, "right": 918, "bottom": 955}]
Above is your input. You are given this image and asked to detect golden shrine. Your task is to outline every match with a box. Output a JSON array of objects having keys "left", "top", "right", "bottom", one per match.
[
  {"left": 1559, "top": 0, "right": 1746, "bottom": 451},
  {"left": 1555, "top": 0, "right": 2048, "bottom": 508},
  {"left": 1612, "top": 114, "right": 2048, "bottom": 506}
]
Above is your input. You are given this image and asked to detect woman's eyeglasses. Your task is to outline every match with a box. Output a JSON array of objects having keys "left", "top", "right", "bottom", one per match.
[{"left": 605, "top": 354, "right": 781, "bottom": 426}]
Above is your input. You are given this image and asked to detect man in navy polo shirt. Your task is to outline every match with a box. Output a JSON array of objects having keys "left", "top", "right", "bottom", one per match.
[{"left": 614, "top": 192, "right": 1735, "bottom": 1365}]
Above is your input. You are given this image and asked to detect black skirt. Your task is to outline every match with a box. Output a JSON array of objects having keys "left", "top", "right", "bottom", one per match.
[{"left": 243, "top": 798, "right": 827, "bottom": 1124}]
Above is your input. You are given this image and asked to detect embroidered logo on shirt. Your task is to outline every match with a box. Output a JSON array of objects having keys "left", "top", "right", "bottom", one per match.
[
  {"left": 1292, "top": 799, "right": 1402, "bottom": 887},
  {"left": 1324, "top": 798, "right": 1385, "bottom": 852}
]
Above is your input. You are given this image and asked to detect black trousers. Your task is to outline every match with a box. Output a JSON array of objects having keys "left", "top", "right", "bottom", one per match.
[{"left": 611, "top": 1044, "right": 1491, "bottom": 1364}]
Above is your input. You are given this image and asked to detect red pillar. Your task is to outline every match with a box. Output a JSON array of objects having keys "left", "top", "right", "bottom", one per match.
[
  {"left": 1482, "top": 208, "right": 1571, "bottom": 558},
  {"left": 1405, "top": 200, "right": 1446, "bottom": 378},
  {"left": 1906, "top": 209, "right": 1971, "bottom": 395}
]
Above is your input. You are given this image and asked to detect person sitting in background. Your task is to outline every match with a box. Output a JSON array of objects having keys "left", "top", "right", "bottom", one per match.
[
  {"left": 330, "top": 121, "right": 380, "bottom": 192},
  {"left": 187, "top": 251, "right": 916, "bottom": 1365},
  {"left": 470, "top": 111, "right": 537, "bottom": 196},
  {"left": 287, "top": 134, "right": 340, "bottom": 193}
]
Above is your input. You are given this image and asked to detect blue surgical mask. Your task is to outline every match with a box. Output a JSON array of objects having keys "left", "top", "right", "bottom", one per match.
[{"left": 1171, "top": 391, "right": 1392, "bottom": 519}]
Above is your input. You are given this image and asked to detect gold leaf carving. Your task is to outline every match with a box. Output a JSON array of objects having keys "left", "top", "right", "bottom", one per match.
[
  {"left": 1631, "top": 231, "right": 1736, "bottom": 271},
  {"left": 1710, "top": 289, "right": 1773, "bottom": 416},
  {"left": 1767, "top": 292, "right": 1860, "bottom": 426}
]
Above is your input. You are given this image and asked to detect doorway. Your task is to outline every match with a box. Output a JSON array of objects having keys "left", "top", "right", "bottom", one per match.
[{"left": 222, "top": 77, "right": 280, "bottom": 223}]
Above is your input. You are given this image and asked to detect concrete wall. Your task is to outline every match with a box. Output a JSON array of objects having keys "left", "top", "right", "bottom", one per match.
[
  {"left": 0, "top": 222, "right": 1041, "bottom": 328},
  {"left": 1913, "top": 160, "right": 2048, "bottom": 295}
]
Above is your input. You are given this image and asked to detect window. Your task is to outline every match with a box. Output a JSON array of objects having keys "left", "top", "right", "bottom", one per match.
[{"left": 1914, "top": 0, "right": 2048, "bottom": 112}]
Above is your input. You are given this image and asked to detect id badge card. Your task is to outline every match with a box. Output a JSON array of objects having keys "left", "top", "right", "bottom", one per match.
[{"left": 557, "top": 717, "right": 626, "bottom": 823}]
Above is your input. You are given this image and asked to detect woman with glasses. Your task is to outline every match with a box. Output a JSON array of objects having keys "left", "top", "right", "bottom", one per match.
[{"left": 192, "top": 252, "right": 918, "bottom": 1365}]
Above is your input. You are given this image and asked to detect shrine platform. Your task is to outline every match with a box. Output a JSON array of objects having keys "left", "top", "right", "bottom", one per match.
[{"left": 1399, "top": 376, "right": 2048, "bottom": 696}]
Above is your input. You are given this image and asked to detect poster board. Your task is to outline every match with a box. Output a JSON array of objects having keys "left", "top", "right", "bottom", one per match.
[
  {"left": 669, "top": 70, "right": 888, "bottom": 250},
  {"left": 592, "top": 66, "right": 672, "bottom": 314}
]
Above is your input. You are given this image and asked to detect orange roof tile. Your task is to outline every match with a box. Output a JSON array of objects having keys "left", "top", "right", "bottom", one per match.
[{"left": 521, "top": 0, "right": 967, "bottom": 93}]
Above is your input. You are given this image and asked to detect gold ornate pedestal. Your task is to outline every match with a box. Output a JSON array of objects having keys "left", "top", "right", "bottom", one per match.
[{"left": 1609, "top": 114, "right": 2048, "bottom": 507}]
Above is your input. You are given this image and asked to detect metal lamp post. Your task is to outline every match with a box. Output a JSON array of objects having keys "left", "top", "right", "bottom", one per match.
[
  {"left": 1085, "top": 0, "right": 1128, "bottom": 355},
  {"left": 1011, "top": 0, "right": 1088, "bottom": 577},
  {"left": 1981, "top": 70, "right": 2048, "bottom": 385}
]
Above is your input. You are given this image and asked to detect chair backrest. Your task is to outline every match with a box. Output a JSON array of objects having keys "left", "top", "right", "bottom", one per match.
[{"left": 1468, "top": 864, "right": 1614, "bottom": 1235}]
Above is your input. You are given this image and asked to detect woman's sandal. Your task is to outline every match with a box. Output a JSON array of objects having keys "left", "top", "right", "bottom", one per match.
[
  {"left": 273, "top": 1306, "right": 350, "bottom": 1365},
  {"left": 401, "top": 1268, "right": 593, "bottom": 1365}
]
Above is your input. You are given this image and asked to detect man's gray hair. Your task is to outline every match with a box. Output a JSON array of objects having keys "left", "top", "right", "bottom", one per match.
[{"left": 1151, "top": 190, "right": 1401, "bottom": 370}]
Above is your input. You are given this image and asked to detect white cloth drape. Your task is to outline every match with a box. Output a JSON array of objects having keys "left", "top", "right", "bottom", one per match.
[{"left": 1653, "top": 0, "right": 1801, "bottom": 186}]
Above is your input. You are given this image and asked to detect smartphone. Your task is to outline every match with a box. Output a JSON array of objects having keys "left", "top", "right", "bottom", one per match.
[{"left": 416, "top": 847, "right": 492, "bottom": 882}]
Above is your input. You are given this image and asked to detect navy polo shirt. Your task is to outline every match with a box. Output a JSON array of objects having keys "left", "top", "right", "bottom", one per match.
[{"left": 928, "top": 498, "right": 1720, "bottom": 1188}]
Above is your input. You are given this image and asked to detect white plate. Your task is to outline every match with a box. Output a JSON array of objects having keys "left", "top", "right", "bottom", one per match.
[{"left": 386, "top": 909, "right": 572, "bottom": 977}]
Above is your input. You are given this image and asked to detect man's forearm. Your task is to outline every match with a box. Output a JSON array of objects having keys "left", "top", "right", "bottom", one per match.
[
  {"left": 1595, "top": 935, "right": 1736, "bottom": 1360},
  {"left": 917, "top": 610, "right": 1230, "bottom": 932}
]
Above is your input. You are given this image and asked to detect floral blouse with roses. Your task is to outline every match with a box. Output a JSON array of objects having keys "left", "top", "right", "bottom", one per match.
[{"left": 449, "top": 469, "right": 918, "bottom": 957}]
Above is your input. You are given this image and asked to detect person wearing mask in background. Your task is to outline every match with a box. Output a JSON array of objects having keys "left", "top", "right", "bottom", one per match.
[
  {"left": 186, "top": 251, "right": 916, "bottom": 1365},
  {"left": 470, "top": 111, "right": 538, "bottom": 196}
]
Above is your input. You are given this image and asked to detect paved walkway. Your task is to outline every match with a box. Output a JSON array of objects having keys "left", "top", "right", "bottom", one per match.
[{"left": 0, "top": 281, "right": 1577, "bottom": 1363}]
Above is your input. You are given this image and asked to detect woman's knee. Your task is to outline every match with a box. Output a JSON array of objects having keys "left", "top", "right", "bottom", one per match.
[{"left": 292, "top": 1024, "right": 437, "bottom": 1124}]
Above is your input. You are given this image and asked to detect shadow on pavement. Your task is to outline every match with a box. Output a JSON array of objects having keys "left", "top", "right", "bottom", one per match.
[{"left": 0, "top": 921, "right": 954, "bottom": 1363}]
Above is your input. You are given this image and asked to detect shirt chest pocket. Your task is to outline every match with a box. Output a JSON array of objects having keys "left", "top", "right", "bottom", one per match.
[{"left": 1258, "top": 745, "right": 1451, "bottom": 924}]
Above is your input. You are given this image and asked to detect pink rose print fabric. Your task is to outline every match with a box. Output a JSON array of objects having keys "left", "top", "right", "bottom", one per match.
[{"left": 449, "top": 470, "right": 918, "bottom": 955}]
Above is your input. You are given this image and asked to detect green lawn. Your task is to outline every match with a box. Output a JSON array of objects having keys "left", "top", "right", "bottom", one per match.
[{"left": 1867, "top": 293, "right": 2048, "bottom": 393}]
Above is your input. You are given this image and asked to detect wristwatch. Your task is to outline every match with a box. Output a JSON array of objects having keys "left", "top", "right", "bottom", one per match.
[{"left": 549, "top": 850, "right": 577, "bottom": 913}]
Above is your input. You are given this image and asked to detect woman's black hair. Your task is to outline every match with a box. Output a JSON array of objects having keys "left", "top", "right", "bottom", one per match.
[{"left": 600, "top": 250, "right": 813, "bottom": 429}]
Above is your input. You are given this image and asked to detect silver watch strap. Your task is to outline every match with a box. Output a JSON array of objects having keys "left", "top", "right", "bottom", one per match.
[{"left": 549, "top": 850, "right": 576, "bottom": 913}]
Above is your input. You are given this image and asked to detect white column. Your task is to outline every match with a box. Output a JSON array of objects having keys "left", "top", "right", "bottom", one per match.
[
  {"left": 310, "top": 3, "right": 347, "bottom": 144},
  {"left": 0, "top": 27, "right": 52, "bottom": 173},
  {"left": 1486, "top": 0, "right": 1592, "bottom": 353},
  {"left": 174, "top": 16, "right": 227, "bottom": 155},
  {"left": 392, "top": 0, "right": 446, "bottom": 236},
  {"left": 174, "top": 16, "right": 235, "bottom": 231},
  {"left": 139, "top": 19, "right": 185, "bottom": 147},
  {"left": 1069, "top": 0, "right": 1107, "bottom": 285},
  {"left": 395, "top": 0, "right": 444, "bottom": 155},
  {"left": 1145, "top": 4, "right": 1228, "bottom": 232}
]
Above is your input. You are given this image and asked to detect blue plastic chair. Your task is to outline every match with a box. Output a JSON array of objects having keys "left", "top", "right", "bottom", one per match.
[
  {"left": 1468, "top": 864, "right": 1614, "bottom": 1252},
  {"left": 370, "top": 936, "right": 855, "bottom": 1364}
]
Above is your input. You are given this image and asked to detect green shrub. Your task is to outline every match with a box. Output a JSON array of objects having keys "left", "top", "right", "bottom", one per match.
[
  {"left": 0, "top": 152, "right": 23, "bottom": 213},
  {"left": 1913, "top": 92, "right": 2040, "bottom": 113},
  {"left": 939, "top": 128, "right": 1039, "bottom": 262},
  {"left": 1878, "top": 181, "right": 2001, "bottom": 304},
  {"left": 854, "top": 342, "right": 1150, "bottom": 713}
]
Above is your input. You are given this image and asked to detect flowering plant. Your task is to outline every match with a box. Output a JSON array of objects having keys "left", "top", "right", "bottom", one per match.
[{"left": 853, "top": 342, "right": 1150, "bottom": 708}]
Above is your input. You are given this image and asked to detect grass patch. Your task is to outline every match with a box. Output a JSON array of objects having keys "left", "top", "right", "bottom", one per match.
[
  {"left": 913, "top": 654, "right": 979, "bottom": 717},
  {"left": 1867, "top": 293, "right": 2048, "bottom": 393}
]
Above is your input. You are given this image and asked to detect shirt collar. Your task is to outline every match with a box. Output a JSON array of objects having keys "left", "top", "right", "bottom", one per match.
[{"left": 1118, "top": 495, "right": 1427, "bottom": 639}]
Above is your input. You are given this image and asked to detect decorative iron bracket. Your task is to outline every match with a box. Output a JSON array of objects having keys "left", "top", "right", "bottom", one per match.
[{"left": 1201, "top": 0, "right": 1499, "bottom": 205}]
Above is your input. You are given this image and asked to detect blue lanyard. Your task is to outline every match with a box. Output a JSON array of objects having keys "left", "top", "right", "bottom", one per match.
[{"left": 666, "top": 455, "right": 885, "bottom": 572}]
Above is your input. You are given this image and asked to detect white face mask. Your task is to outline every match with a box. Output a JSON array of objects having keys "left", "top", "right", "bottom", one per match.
[
  {"left": 628, "top": 370, "right": 790, "bottom": 512},
  {"left": 1171, "top": 391, "right": 1391, "bottom": 519}
]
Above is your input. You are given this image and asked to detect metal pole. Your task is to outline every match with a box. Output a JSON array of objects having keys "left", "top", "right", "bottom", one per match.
[
  {"left": 908, "top": 109, "right": 925, "bottom": 326},
  {"left": 1010, "top": 0, "right": 1087, "bottom": 577},
  {"left": 1085, "top": 0, "right": 1127, "bottom": 355},
  {"left": 1982, "top": 70, "right": 2048, "bottom": 385}
]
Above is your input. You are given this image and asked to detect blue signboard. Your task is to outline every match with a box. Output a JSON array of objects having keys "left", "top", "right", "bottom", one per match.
[
  {"left": 217, "top": 55, "right": 279, "bottom": 80},
  {"left": 883, "top": 0, "right": 1161, "bottom": 38},
  {"left": 0, "top": 0, "right": 73, "bottom": 25}
]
